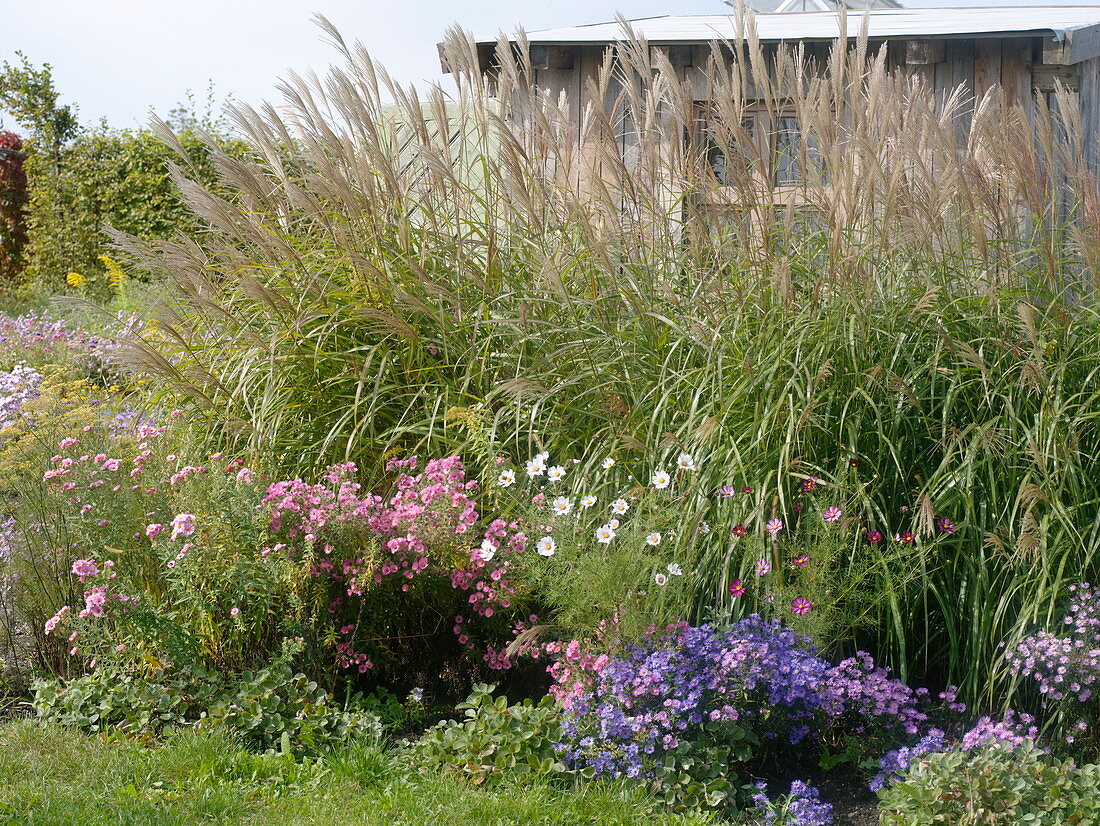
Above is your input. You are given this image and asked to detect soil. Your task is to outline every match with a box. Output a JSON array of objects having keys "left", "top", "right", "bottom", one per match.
[{"left": 752, "top": 761, "right": 880, "bottom": 826}]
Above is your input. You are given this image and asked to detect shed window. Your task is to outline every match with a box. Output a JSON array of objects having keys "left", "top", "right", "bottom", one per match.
[{"left": 696, "top": 104, "right": 823, "bottom": 190}]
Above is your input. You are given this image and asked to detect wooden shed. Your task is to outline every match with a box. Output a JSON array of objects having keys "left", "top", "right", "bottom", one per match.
[{"left": 446, "top": 7, "right": 1100, "bottom": 201}]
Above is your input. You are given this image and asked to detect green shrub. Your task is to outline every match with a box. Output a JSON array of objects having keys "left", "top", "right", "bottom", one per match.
[
  {"left": 876, "top": 741, "right": 1100, "bottom": 825},
  {"left": 31, "top": 659, "right": 381, "bottom": 754},
  {"left": 411, "top": 684, "right": 566, "bottom": 784}
]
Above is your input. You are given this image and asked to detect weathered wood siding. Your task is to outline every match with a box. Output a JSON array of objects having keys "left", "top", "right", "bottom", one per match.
[{"left": 514, "top": 35, "right": 1099, "bottom": 178}]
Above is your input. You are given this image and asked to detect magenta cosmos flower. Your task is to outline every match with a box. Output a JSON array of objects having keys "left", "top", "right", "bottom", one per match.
[
  {"left": 790, "top": 597, "right": 813, "bottom": 615},
  {"left": 822, "top": 506, "right": 842, "bottom": 523},
  {"left": 791, "top": 554, "right": 809, "bottom": 567},
  {"left": 937, "top": 518, "right": 957, "bottom": 535},
  {"left": 731, "top": 524, "right": 748, "bottom": 537},
  {"left": 727, "top": 579, "right": 745, "bottom": 597},
  {"left": 866, "top": 530, "right": 883, "bottom": 544}
]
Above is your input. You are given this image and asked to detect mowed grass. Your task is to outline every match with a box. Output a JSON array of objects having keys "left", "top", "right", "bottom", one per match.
[{"left": 0, "top": 719, "right": 718, "bottom": 826}]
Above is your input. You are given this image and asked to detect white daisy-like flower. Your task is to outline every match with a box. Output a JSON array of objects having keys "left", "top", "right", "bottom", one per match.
[
  {"left": 601, "top": 457, "right": 616, "bottom": 469},
  {"left": 580, "top": 495, "right": 597, "bottom": 508},
  {"left": 677, "top": 453, "right": 697, "bottom": 471},
  {"left": 611, "top": 498, "right": 629, "bottom": 515},
  {"left": 536, "top": 536, "right": 557, "bottom": 556},
  {"left": 651, "top": 470, "right": 671, "bottom": 489},
  {"left": 479, "top": 540, "right": 497, "bottom": 561},
  {"left": 608, "top": 519, "right": 621, "bottom": 529},
  {"left": 698, "top": 521, "right": 711, "bottom": 535},
  {"left": 595, "top": 524, "right": 617, "bottom": 544},
  {"left": 547, "top": 465, "right": 566, "bottom": 482},
  {"left": 526, "top": 457, "right": 547, "bottom": 477},
  {"left": 645, "top": 532, "right": 662, "bottom": 546},
  {"left": 654, "top": 572, "right": 669, "bottom": 586},
  {"left": 667, "top": 562, "right": 683, "bottom": 576},
  {"left": 498, "top": 469, "right": 516, "bottom": 487},
  {"left": 552, "top": 496, "right": 573, "bottom": 516}
]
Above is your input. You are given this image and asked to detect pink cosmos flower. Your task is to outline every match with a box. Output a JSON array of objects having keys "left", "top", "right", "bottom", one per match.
[
  {"left": 866, "top": 530, "right": 883, "bottom": 544},
  {"left": 765, "top": 518, "right": 784, "bottom": 536},
  {"left": 731, "top": 524, "right": 747, "bottom": 537},
  {"left": 58, "top": 437, "right": 77, "bottom": 449},
  {"left": 937, "top": 518, "right": 957, "bottom": 535},
  {"left": 792, "top": 554, "right": 809, "bottom": 567},
  {"left": 755, "top": 557, "right": 771, "bottom": 576},
  {"left": 822, "top": 506, "right": 842, "bottom": 523},
  {"left": 718, "top": 485, "right": 736, "bottom": 498},
  {"left": 790, "top": 597, "right": 813, "bottom": 615},
  {"left": 727, "top": 579, "right": 745, "bottom": 597}
]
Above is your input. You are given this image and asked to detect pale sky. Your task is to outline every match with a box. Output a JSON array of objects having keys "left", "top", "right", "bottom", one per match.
[{"left": 3, "top": 0, "right": 1099, "bottom": 130}]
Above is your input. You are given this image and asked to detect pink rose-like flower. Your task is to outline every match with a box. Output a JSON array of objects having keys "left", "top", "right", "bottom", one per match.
[
  {"left": 170, "top": 512, "right": 196, "bottom": 541},
  {"left": 71, "top": 559, "right": 99, "bottom": 578}
]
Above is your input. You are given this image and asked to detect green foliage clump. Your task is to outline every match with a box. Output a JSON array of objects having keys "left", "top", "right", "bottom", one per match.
[
  {"left": 877, "top": 741, "right": 1100, "bottom": 825},
  {"left": 31, "top": 659, "right": 381, "bottom": 755},
  {"left": 411, "top": 684, "right": 567, "bottom": 784}
]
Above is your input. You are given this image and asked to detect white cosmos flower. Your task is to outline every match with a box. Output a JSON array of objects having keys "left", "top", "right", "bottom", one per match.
[
  {"left": 478, "top": 540, "right": 497, "bottom": 561},
  {"left": 645, "top": 532, "right": 662, "bottom": 546},
  {"left": 497, "top": 469, "right": 516, "bottom": 487},
  {"left": 611, "top": 498, "right": 629, "bottom": 515},
  {"left": 552, "top": 496, "right": 573, "bottom": 516},
  {"left": 651, "top": 470, "right": 671, "bottom": 489},
  {"left": 654, "top": 572, "right": 669, "bottom": 586},
  {"left": 667, "top": 563, "right": 683, "bottom": 576},
  {"left": 595, "top": 524, "right": 617, "bottom": 544},
  {"left": 601, "top": 457, "right": 616, "bottom": 469},
  {"left": 535, "top": 451, "right": 550, "bottom": 461},
  {"left": 677, "top": 453, "right": 697, "bottom": 471},
  {"left": 608, "top": 519, "right": 621, "bottom": 529},
  {"left": 580, "top": 495, "right": 597, "bottom": 508},
  {"left": 536, "top": 536, "right": 557, "bottom": 556},
  {"left": 698, "top": 521, "right": 711, "bottom": 535},
  {"left": 547, "top": 465, "right": 566, "bottom": 482},
  {"left": 525, "top": 457, "right": 547, "bottom": 477}
]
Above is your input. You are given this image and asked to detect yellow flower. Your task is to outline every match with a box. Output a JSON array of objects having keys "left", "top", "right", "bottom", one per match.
[
  {"left": 65, "top": 272, "right": 86, "bottom": 288},
  {"left": 98, "top": 255, "right": 126, "bottom": 293}
]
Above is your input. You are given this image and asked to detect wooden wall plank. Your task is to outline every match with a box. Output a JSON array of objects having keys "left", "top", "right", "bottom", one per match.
[
  {"left": 974, "top": 38, "right": 1003, "bottom": 103},
  {"left": 1079, "top": 56, "right": 1100, "bottom": 175}
]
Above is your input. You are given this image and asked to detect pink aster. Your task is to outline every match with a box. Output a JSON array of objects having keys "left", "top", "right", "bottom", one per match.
[
  {"left": 145, "top": 523, "right": 163, "bottom": 540},
  {"left": 790, "top": 597, "right": 813, "bottom": 616}
]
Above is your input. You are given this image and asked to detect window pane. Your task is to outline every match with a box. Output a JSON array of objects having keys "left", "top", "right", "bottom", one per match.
[
  {"left": 774, "top": 116, "right": 802, "bottom": 187},
  {"left": 705, "top": 115, "right": 755, "bottom": 185}
]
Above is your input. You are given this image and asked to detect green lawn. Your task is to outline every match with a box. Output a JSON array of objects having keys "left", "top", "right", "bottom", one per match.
[{"left": 0, "top": 719, "right": 718, "bottom": 826}]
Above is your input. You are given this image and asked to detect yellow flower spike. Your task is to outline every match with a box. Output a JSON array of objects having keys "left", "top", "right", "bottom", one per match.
[
  {"left": 65, "top": 272, "right": 86, "bottom": 288},
  {"left": 98, "top": 254, "right": 126, "bottom": 293}
]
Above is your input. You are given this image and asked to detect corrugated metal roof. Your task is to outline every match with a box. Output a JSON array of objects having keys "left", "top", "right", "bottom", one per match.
[{"left": 477, "top": 7, "right": 1100, "bottom": 45}]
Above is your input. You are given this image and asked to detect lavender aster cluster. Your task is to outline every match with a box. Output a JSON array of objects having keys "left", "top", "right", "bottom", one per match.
[
  {"left": 749, "top": 780, "right": 834, "bottom": 825},
  {"left": 870, "top": 711, "right": 1038, "bottom": 793},
  {"left": 869, "top": 728, "right": 948, "bottom": 791},
  {"left": 1006, "top": 583, "right": 1100, "bottom": 705},
  {"left": 555, "top": 616, "right": 926, "bottom": 783},
  {"left": 0, "top": 363, "right": 43, "bottom": 431}
]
